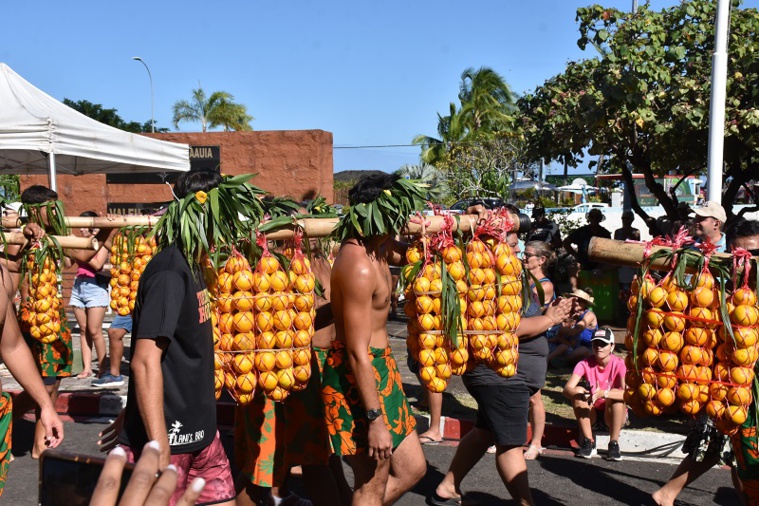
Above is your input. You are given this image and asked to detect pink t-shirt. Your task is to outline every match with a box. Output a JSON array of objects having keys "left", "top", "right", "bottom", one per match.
[
  {"left": 573, "top": 354, "right": 626, "bottom": 409},
  {"left": 75, "top": 261, "right": 97, "bottom": 278}
]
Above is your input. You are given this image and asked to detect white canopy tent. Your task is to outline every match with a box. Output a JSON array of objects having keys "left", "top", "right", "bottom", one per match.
[{"left": 0, "top": 63, "right": 190, "bottom": 190}]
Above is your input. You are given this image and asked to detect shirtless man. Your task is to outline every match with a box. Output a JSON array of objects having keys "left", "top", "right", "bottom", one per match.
[{"left": 321, "top": 174, "right": 427, "bottom": 505}]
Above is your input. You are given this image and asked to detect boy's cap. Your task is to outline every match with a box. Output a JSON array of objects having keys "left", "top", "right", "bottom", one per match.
[{"left": 591, "top": 327, "right": 614, "bottom": 345}]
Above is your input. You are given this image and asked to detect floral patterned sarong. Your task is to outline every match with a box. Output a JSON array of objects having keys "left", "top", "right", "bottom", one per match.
[
  {"left": 321, "top": 340, "right": 415, "bottom": 456},
  {"left": 234, "top": 347, "right": 331, "bottom": 488},
  {"left": 0, "top": 393, "right": 12, "bottom": 498}
]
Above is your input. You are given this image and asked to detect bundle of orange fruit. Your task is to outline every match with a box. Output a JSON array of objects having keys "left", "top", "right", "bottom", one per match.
[
  {"left": 624, "top": 273, "right": 717, "bottom": 417},
  {"left": 22, "top": 246, "right": 63, "bottom": 344},
  {"left": 109, "top": 229, "right": 155, "bottom": 317},
  {"left": 625, "top": 259, "right": 759, "bottom": 435},
  {"left": 404, "top": 211, "right": 522, "bottom": 393},
  {"left": 213, "top": 240, "right": 316, "bottom": 404}
]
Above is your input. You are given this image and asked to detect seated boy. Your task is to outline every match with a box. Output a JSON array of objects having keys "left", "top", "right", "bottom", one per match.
[{"left": 563, "top": 327, "right": 626, "bottom": 461}]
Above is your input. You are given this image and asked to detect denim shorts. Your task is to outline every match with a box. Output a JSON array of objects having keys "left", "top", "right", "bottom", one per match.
[
  {"left": 69, "top": 277, "right": 109, "bottom": 309},
  {"left": 109, "top": 315, "right": 133, "bottom": 333}
]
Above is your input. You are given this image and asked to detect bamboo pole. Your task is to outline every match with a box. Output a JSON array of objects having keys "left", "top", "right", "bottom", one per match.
[
  {"left": 3, "top": 233, "right": 98, "bottom": 250},
  {"left": 1, "top": 215, "right": 159, "bottom": 229},
  {"left": 4, "top": 212, "right": 523, "bottom": 238},
  {"left": 588, "top": 237, "right": 741, "bottom": 273}
]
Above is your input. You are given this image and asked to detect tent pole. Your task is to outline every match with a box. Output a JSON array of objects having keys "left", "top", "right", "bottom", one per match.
[
  {"left": 48, "top": 152, "right": 57, "bottom": 192},
  {"left": 706, "top": 0, "right": 731, "bottom": 203}
]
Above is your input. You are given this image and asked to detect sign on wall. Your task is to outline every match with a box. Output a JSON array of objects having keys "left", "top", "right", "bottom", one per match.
[{"left": 106, "top": 145, "right": 221, "bottom": 184}]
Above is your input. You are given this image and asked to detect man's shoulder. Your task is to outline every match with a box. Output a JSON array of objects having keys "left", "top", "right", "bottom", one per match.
[{"left": 333, "top": 246, "right": 373, "bottom": 279}]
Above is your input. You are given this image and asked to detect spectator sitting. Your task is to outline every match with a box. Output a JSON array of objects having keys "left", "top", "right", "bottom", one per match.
[
  {"left": 563, "top": 208, "right": 612, "bottom": 290},
  {"left": 528, "top": 207, "right": 562, "bottom": 250},
  {"left": 546, "top": 289, "right": 597, "bottom": 365},
  {"left": 562, "top": 327, "right": 626, "bottom": 461}
]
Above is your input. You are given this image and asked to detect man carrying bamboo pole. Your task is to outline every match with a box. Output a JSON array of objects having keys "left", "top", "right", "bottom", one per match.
[{"left": 321, "top": 174, "right": 428, "bottom": 505}]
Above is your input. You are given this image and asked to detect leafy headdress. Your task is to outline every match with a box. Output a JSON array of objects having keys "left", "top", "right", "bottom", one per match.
[
  {"left": 150, "top": 174, "right": 266, "bottom": 270},
  {"left": 333, "top": 175, "right": 427, "bottom": 242}
]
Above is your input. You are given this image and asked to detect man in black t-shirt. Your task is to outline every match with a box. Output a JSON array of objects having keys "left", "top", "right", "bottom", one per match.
[
  {"left": 118, "top": 170, "right": 235, "bottom": 506},
  {"left": 563, "top": 209, "right": 612, "bottom": 291},
  {"left": 527, "top": 207, "right": 562, "bottom": 250}
]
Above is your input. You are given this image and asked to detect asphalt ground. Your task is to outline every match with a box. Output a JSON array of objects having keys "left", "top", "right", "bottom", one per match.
[{"left": 4, "top": 418, "right": 739, "bottom": 506}]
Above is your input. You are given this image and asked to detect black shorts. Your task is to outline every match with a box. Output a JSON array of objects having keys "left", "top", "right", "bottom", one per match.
[
  {"left": 466, "top": 383, "right": 530, "bottom": 447},
  {"left": 42, "top": 376, "right": 58, "bottom": 386}
]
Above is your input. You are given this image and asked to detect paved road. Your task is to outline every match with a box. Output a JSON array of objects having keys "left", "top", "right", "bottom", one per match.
[{"left": 5, "top": 419, "right": 738, "bottom": 506}]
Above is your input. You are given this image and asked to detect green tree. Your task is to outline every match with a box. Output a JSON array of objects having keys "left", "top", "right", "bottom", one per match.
[
  {"left": 519, "top": 1, "right": 759, "bottom": 222},
  {"left": 413, "top": 67, "right": 526, "bottom": 200},
  {"left": 172, "top": 86, "right": 253, "bottom": 132},
  {"left": 396, "top": 163, "right": 449, "bottom": 203},
  {"left": 63, "top": 99, "right": 168, "bottom": 133}
]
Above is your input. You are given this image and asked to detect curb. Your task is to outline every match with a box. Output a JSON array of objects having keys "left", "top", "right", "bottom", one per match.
[{"left": 18, "top": 391, "right": 687, "bottom": 462}]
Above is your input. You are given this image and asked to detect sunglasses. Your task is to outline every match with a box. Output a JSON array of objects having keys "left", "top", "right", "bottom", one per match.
[
  {"left": 522, "top": 253, "right": 540, "bottom": 259},
  {"left": 592, "top": 341, "right": 611, "bottom": 348}
]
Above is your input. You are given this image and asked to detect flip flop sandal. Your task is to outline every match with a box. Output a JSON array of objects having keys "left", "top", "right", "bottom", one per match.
[
  {"left": 76, "top": 371, "right": 93, "bottom": 379},
  {"left": 419, "top": 435, "right": 443, "bottom": 445},
  {"left": 524, "top": 444, "right": 545, "bottom": 460},
  {"left": 428, "top": 491, "right": 477, "bottom": 506}
]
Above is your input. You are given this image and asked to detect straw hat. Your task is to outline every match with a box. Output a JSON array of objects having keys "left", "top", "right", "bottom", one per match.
[{"left": 568, "top": 289, "right": 594, "bottom": 305}]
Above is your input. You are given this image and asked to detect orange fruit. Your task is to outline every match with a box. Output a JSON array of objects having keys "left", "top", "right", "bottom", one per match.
[
  {"left": 251, "top": 272, "right": 271, "bottom": 293},
  {"left": 259, "top": 255, "right": 281, "bottom": 275},
  {"left": 644, "top": 309, "right": 665, "bottom": 328},
  {"left": 275, "top": 350, "right": 293, "bottom": 369},
  {"left": 406, "top": 245, "right": 422, "bottom": 264},
  {"left": 679, "top": 399, "right": 702, "bottom": 416},
  {"left": 293, "top": 348, "right": 311, "bottom": 366},
  {"left": 416, "top": 296, "right": 435, "bottom": 314},
  {"left": 236, "top": 372, "right": 257, "bottom": 393},
  {"left": 256, "top": 311, "right": 275, "bottom": 332},
  {"left": 706, "top": 400, "right": 726, "bottom": 419},
  {"left": 293, "top": 364, "right": 311, "bottom": 384},
  {"left": 447, "top": 261, "right": 466, "bottom": 281},
  {"left": 656, "top": 387, "right": 676, "bottom": 407},
  {"left": 685, "top": 327, "right": 710, "bottom": 347},
  {"left": 727, "top": 386, "right": 752, "bottom": 406},
  {"left": 428, "top": 377, "right": 447, "bottom": 393},
  {"left": 733, "top": 287, "right": 758, "bottom": 306},
  {"left": 255, "top": 351, "right": 276, "bottom": 372},
  {"left": 257, "top": 331, "right": 277, "bottom": 350},
  {"left": 726, "top": 404, "right": 748, "bottom": 425},
  {"left": 277, "top": 368, "right": 295, "bottom": 389},
  {"left": 441, "top": 245, "right": 462, "bottom": 264},
  {"left": 658, "top": 350, "right": 679, "bottom": 372},
  {"left": 641, "top": 328, "right": 663, "bottom": 347},
  {"left": 233, "top": 291, "right": 255, "bottom": 311},
  {"left": 731, "top": 366, "right": 755, "bottom": 386},
  {"left": 258, "top": 370, "right": 278, "bottom": 391},
  {"left": 293, "top": 329, "right": 311, "bottom": 348},
  {"left": 680, "top": 345, "right": 704, "bottom": 366},
  {"left": 664, "top": 313, "right": 686, "bottom": 332},
  {"left": 233, "top": 270, "right": 255, "bottom": 291},
  {"left": 731, "top": 347, "right": 758, "bottom": 367},
  {"left": 413, "top": 277, "right": 431, "bottom": 295},
  {"left": 690, "top": 286, "right": 714, "bottom": 308},
  {"left": 638, "top": 383, "right": 656, "bottom": 400},
  {"left": 641, "top": 347, "right": 659, "bottom": 367},
  {"left": 666, "top": 291, "right": 688, "bottom": 312},
  {"left": 232, "top": 332, "right": 256, "bottom": 351},
  {"left": 269, "top": 271, "right": 290, "bottom": 292},
  {"left": 688, "top": 306, "right": 712, "bottom": 325},
  {"left": 731, "top": 305, "right": 759, "bottom": 326},
  {"left": 435, "top": 363, "right": 452, "bottom": 380},
  {"left": 710, "top": 382, "right": 729, "bottom": 401},
  {"left": 644, "top": 400, "right": 663, "bottom": 416},
  {"left": 294, "top": 274, "right": 315, "bottom": 293},
  {"left": 696, "top": 272, "right": 715, "bottom": 290},
  {"left": 289, "top": 256, "right": 311, "bottom": 275},
  {"left": 275, "top": 330, "right": 294, "bottom": 348},
  {"left": 419, "top": 366, "right": 436, "bottom": 383},
  {"left": 233, "top": 312, "right": 255, "bottom": 333},
  {"left": 660, "top": 331, "right": 684, "bottom": 352},
  {"left": 232, "top": 352, "right": 255, "bottom": 375},
  {"left": 734, "top": 327, "right": 759, "bottom": 348}
]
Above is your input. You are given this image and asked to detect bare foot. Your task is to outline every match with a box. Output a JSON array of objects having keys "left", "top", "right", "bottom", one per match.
[{"left": 651, "top": 489, "right": 672, "bottom": 506}]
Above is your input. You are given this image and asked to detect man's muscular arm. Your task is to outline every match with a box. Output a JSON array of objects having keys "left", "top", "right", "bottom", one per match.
[
  {"left": 0, "top": 266, "right": 63, "bottom": 447},
  {"left": 338, "top": 259, "right": 393, "bottom": 460},
  {"left": 131, "top": 337, "right": 170, "bottom": 468}
]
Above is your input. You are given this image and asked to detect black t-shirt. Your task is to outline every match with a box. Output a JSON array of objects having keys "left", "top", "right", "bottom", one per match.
[
  {"left": 566, "top": 224, "right": 611, "bottom": 270},
  {"left": 119, "top": 246, "right": 216, "bottom": 454},
  {"left": 527, "top": 221, "right": 560, "bottom": 245}
]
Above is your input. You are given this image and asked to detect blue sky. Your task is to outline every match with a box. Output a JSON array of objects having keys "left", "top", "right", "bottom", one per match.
[{"left": 3, "top": 1, "right": 757, "bottom": 177}]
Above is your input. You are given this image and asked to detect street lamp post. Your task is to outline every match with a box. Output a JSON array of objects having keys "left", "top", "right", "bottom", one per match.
[{"left": 131, "top": 56, "right": 154, "bottom": 133}]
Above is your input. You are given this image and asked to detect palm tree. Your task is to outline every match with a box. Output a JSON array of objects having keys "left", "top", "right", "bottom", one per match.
[
  {"left": 396, "top": 163, "right": 448, "bottom": 202},
  {"left": 172, "top": 85, "right": 254, "bottom": 132},
  {"left": 413, "top": 67, "right": 516, "bottom": 165}
]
